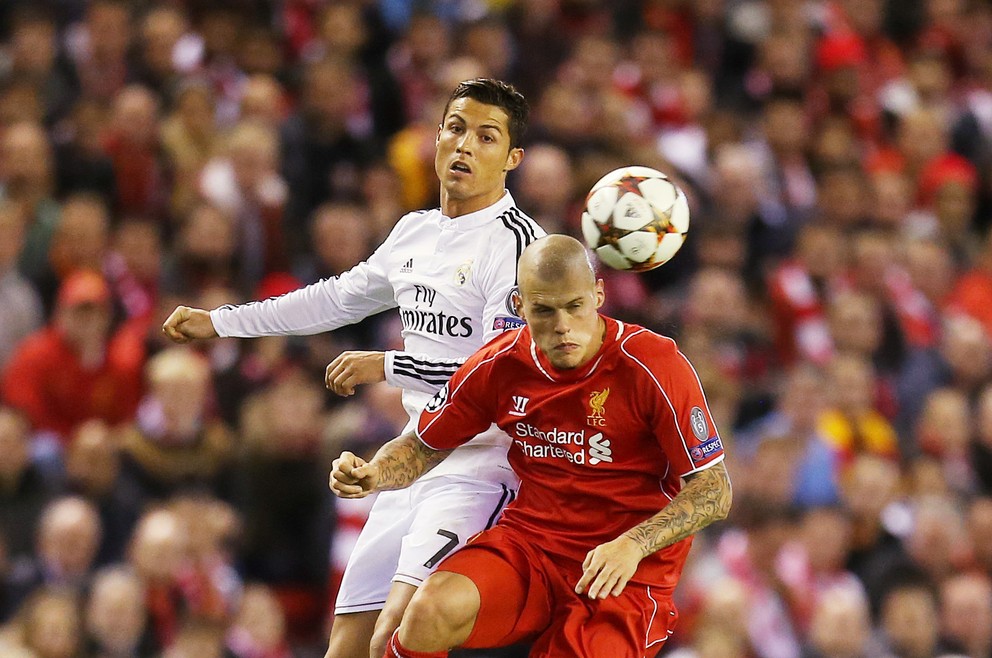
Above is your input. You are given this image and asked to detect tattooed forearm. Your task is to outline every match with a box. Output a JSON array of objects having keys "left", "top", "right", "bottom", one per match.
[
  {"left": 371, "top": 432, "right": 453, "bottom": 491},
  {"left": 622, "top": 461, "right": 733, "bottom": 558}
]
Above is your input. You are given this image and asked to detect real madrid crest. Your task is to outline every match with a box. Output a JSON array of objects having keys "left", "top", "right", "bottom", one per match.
[{"left": 454, "top": 260, "right": 473, "bottom": 286}]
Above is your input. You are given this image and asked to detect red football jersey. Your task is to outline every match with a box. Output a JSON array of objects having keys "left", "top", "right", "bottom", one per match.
[{"left": 417, "top": 316, "right": 725, "bottom": 593}]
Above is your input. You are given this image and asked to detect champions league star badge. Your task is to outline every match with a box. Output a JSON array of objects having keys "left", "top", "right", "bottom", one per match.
[{"left": 425, "top": 383, "right": 448, "bottom": 413}]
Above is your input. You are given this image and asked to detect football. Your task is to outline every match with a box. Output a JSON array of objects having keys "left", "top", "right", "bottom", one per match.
[{"left": 580, "top": 166, "right": 690, "bottom": 272}]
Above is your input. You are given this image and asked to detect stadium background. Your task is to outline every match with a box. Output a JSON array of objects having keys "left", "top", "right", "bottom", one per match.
[{"left": 0, "top": 0, "right": 991, "bottom": 656}]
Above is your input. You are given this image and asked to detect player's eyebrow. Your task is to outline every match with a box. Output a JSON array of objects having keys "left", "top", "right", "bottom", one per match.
[
  {"left": 478, "top": 122, "right": 504, "bottom": 134},
  {"left": 533, "top": 296, "right": 583, "bottom": 310},
  {"left": 446, "top": 112, "right": 504, "bottom": 134}
]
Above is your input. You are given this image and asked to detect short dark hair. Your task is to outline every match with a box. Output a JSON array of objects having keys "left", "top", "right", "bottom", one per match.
[{"left": 443, "top": 78, "right": 529, "bottom": 149}]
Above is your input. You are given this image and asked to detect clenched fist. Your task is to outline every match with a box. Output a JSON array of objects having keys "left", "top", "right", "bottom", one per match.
[{"left": 162, "top": 306, "right": 219, "bottom": 343}]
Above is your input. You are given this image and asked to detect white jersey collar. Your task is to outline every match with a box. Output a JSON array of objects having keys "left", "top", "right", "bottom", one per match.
[{"left": 438, "top": 190, "right": 516, "bottom": 231}]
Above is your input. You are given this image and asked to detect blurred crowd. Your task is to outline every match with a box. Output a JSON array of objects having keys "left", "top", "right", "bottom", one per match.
[{"left": 0, "top": 0, "right": 991, "bottom": 657}]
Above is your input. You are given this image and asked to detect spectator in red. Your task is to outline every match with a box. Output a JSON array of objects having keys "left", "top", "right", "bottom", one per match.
[
  {"left": 913, "top": 152, "right": 980, "bottom": 262},
  {"left": 613, "top": 29, "right": 686, "bottom": 136},
  {"left": 102, "top": 85, "right": 168, "bottom": 220},
  {"left": 104, "top": 219, "right": 163, "bottom": 328},
  {"left": 128, "top": 508, "right": 190, "bottom": 650},
  {"left": 1, "top": 269, "right": 144, "bottom": 445},
  {"left": 768, "top": 221, "right": 847, "bottom": 367},
  {"left": 948, "top": 224, "right": 992, "bottom": 336}
]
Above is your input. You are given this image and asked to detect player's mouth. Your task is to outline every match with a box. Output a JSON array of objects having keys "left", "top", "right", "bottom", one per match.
[
  {"left": 450, "top": 161, "right": 472, "bottom": 176},
  {"left": 555, "top": 342, "right": 580, "bottom": 353}
]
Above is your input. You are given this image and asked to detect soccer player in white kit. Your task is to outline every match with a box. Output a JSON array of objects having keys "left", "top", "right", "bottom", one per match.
[{"left": 161, "top": 78, "right": 544, "bottom": 658}]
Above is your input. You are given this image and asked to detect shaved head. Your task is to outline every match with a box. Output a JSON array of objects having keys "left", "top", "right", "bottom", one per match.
[
  {"left": 517, "top": 235, "right": 595, "bottom": 290},
  {"left": 515, "top": 235, "right": 604, "bottom": 370}
]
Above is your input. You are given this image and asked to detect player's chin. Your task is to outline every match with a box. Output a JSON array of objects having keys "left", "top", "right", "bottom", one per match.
[
  {"left": 549, "top": 356, "right": 581, "bottom": 370},
  {"left": 442, "top": 176, "right": 476, "bottom": 194}
]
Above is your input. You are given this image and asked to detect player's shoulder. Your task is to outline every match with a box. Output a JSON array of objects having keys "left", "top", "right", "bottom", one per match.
[
  {"left": 392, "top": 208, "right": 437, "bottom": 231},
  {"left": 487, "top": 205, "right": 545, "bottom": 250},
  {"left": 616, "top": 323, "right": 683, "bottom": 368},
  {"left": 464, "top": 324, "right": 528, "bottom": 368}
]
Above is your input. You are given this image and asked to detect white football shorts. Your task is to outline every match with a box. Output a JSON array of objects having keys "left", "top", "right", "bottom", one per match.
[{"left": 334, "top": 473, "right": 516, "bottom": 613}]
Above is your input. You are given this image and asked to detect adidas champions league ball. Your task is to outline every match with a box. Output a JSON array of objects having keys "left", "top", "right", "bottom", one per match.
[{"left": 580, "top": 166, "right": 690, "bottom": 272}]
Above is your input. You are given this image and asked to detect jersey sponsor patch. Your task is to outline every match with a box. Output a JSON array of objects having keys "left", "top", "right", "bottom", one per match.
[
  {"left": 690, "top": 436, "right": 723, "bottom": 464},
  {"left": 493, "top": 315, "right": 525, "bottom": 331}
]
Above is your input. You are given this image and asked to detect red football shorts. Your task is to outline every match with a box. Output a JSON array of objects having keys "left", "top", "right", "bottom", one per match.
[{"left": 436, "top": 525, "right": 678, "bottom": 657}]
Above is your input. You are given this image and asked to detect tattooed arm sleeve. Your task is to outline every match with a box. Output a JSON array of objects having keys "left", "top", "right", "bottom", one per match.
[
  {"left": 621, "top": 461, "right": 733, "bottom": 558},
  {"left": 369, "top": 431, "right": 454, "bottom": 491}
]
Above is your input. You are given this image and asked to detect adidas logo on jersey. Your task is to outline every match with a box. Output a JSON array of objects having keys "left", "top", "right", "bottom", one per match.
[{"left": 400, "top": 258, "right": 414, "bottom": 273}]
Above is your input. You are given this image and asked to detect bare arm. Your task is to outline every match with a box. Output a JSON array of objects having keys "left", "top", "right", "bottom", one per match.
[
  {"left": 576, "top": 460, "right": 733, "bottom": 599},
  {"left": 623, "top": 460, "right": 733, "bottom": 557},
  {"left": 329, "top": 431, "right": 453, "bottom": 498}
]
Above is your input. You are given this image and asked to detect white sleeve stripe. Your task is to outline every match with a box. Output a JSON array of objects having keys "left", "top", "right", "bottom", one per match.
[
  {"left": 392, "top": 355, "right": 462, "bottom": 370},
  {"left": 619, "top": 331, "right": 696, "bottom": 468},
  {"left": 392, "top": 367, "right": 450, "bottom": 385},
  {"left": 418, "top": 331, "right": 524, "bottom": 438},
  {"left": 392, "top": 359, "right": 460, "bottom": 375},
  {"left": 680, "top": 453, "right": 725, "bottom": 478}
]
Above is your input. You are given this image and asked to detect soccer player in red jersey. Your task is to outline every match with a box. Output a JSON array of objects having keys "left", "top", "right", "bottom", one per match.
[{"left": 330, "top": 234, "right": 733, "bottom": 658}]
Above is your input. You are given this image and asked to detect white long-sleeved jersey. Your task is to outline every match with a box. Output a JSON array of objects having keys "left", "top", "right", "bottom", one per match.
[{"left": 210, "top": 191, "right": 544, "bottom": 480}]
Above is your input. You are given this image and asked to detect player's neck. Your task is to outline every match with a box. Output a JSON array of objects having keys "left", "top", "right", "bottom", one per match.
[{"left": 440, "top": 188, "right": 506, "bottom": 219}]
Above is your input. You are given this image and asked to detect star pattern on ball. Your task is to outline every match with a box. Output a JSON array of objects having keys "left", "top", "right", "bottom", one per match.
[
  {"left": 596, "top": 221, "right": 633, "bottom": 247},
  {"left": 613, "top": 174, "right": 651, "bottom": 197}
]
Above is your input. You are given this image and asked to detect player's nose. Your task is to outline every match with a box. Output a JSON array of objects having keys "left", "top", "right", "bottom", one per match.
[{"left": 455, "top": 133, "right": 474, "bottom": 154}]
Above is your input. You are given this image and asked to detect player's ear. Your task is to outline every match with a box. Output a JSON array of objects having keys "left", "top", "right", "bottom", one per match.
[
  {"left": 594, "top": 279, "right": 605, "bottom": 309},
  {"left": 436, "top": 124, "right": 442, "bottom": 145},
  {"left": 504, "top": 147, "right": 524, "bottom": 172},
  {"left": 511, "top": 289, "right": 524, "bottom": 318}
]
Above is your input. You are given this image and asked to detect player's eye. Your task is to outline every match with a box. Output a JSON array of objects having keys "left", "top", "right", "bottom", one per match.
[{"left": 481, "top": 134, "right": 495, "bottom": 143}]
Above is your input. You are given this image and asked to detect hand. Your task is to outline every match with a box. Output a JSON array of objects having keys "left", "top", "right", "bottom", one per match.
[
  {"left": 574, "top": 536, "right": 643, "bottom": 599},
  {"left": 329, "top": 451, "right": 379, "bottom": 498},
  {"left": 162, "top": 306, "right": 219, "bottom": 343},
  {"left": 325, "top": 351, "right": 386, "bottom": 396}
]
